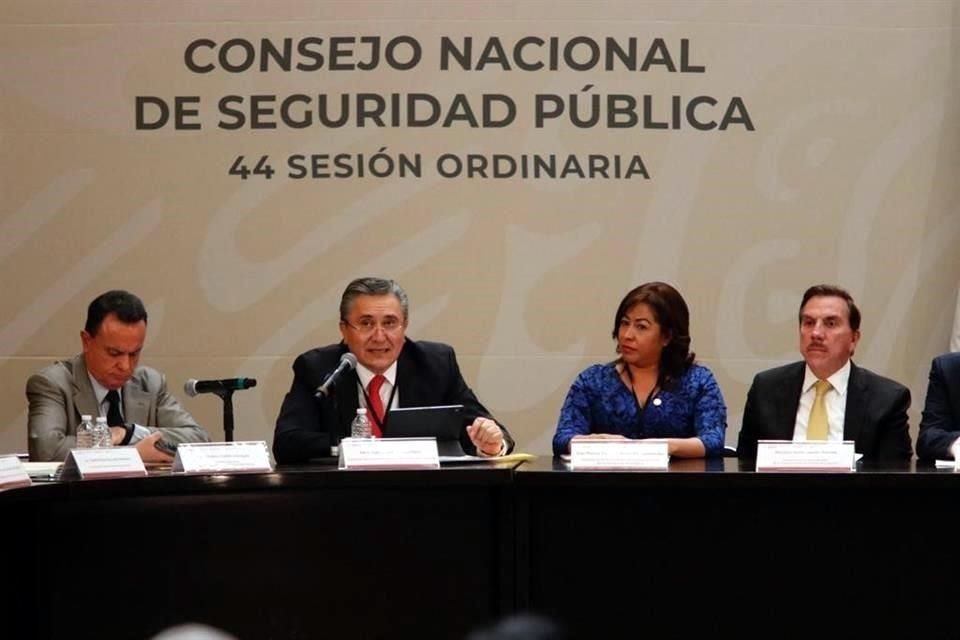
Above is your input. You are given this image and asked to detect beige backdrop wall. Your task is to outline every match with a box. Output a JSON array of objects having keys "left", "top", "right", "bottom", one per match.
[{"left": 2, "top": 1, "right": 959, "bottom": 456}]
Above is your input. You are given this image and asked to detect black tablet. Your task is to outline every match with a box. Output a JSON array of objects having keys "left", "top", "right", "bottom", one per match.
[{"left": 386, "top": 404, "right": 466, "bottom": 456}]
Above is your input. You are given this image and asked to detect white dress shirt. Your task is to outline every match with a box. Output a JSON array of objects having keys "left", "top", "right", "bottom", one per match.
[
  {"left": 355, "top": 361, "right": 399, "bottom": 414},
  {"left": 86, "top": 372, "right": 149, "bottom": 443},
  {"left": 793, "top": 360, "right": 851, "bottom": 442}
]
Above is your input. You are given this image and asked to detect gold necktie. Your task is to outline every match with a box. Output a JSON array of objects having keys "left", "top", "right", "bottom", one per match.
[{"left": 806, "top": 379, "right": 832, "bottom": 440}]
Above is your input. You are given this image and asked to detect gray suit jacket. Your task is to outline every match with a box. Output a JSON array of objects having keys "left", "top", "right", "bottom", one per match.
[{"left": 26, "top": 354, "right": 209, "bottom": 461}]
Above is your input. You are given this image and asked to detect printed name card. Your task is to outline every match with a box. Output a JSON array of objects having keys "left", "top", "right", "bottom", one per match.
[
  {"left": 62, "top": 447, "right": 148, "bottom": 480},
  {"left": 755, "top": 440, "right": 856, "bottom": 472},
  {"left": 173, "top": 441, "right": 273, "bottom": 475},
  {"left": 570, "top": 439, "right": 669, "bottom": 470},
  {"left": 339, "top": 437, "right": 440, "bottom": 470},
  {"left": 934, "top": 459, "right": 960, "bottom": 471},
  {"left": 0, "top": 455, "right": 32, "bottom": 490}
]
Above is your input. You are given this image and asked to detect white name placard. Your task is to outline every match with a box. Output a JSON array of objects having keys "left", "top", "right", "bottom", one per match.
[
  {"left": 570, "top": 439, "right": 669, "bottom": 470},
  {"left": 339, "top": 437, "right": 440, "bottom": 470},
  {"left": 173, "top": 441, "right": 273, "bottom": 475},
  {"left": 0, "top": 455, "right": 32, "bottom": 490},
  {"left": 756, "top": 440, "right": 856, "bottom": 472},
  {"left": 62, "top": 447, "right": 148, "bottom": 480}
]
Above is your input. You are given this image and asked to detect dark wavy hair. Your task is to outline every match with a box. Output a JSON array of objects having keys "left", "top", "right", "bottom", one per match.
[
  {"left": 611, "top": 281, "right": 695, "bottom": 384},
  {"left": 799, "top": 284, "right": 861, "bottom": 331}
]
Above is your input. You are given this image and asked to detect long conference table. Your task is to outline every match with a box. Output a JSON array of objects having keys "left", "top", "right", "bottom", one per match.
[{"left": 3, "top": 456, "right": 958, "bottom": 639}]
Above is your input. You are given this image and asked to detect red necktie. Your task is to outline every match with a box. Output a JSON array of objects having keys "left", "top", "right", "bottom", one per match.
[{"left": 367, "top": 374, "right": 386, "bottom": 437}]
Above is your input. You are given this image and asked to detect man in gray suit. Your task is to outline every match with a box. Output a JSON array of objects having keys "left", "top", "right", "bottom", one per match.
[{"left": 26, "top": 289, "right": 209, "bottom": 461}]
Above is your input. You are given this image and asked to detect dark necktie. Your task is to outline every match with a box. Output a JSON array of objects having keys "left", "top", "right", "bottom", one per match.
[
  {"left": 105, "top": 389, "right": 124, "bottom": 427},
  {"left": 367, "top": 375, "right": 386, "bottom": 437}
]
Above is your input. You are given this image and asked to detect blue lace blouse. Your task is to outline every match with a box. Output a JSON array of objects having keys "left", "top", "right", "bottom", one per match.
[{"left": 552, "top": 362, "right": 727, "bottom": 456}]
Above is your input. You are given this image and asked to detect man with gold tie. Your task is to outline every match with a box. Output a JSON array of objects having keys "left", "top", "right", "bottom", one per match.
[{"left": 736, "top": 284, "right": 912, "bottom": 461}]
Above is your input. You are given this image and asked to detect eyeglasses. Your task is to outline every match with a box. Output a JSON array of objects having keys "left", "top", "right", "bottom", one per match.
[{"left": 343, "top": 317, "right": 404, "bottom": 335}]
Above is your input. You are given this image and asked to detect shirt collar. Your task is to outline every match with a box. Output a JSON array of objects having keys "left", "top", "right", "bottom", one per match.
[
  {"left": 86, "top": 371, "right": 116, "bottom": 406},
  {"left": 802, "top": 359, "right": 851, "bottom": 397},
  {"left": 355, "top": 360, "right": 398, "bottom": 390}
]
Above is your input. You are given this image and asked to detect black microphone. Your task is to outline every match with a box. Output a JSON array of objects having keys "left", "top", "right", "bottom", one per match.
[
  {"left": 184, "top": 377, "right": 257, "bottom": 397},
  {"left": 315, "top": 353, "right": 358, "bottom": 397}
]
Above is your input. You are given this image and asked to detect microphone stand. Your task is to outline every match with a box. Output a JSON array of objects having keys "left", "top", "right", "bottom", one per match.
[
  {"left": 316, "top": 374, "right": 343, "bottom": 456},
  {"left": 330, "top": 392, "right": 342, "bottom": 455},
  {"left": 209, "top": 388, "right": 236, "bottom": 442}
]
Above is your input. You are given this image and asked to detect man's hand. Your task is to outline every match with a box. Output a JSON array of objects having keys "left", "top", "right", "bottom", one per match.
[
  {"left": 951, "top": 438, "right": 960, "bottom": 462},
  {"left": 135, "top": 431, "right": 174, "bottom": 463},
  {"left": 110, "top": 426, "right": 127, "bottom": 446},
  {"left": 466, "top": 417, "right": 504, "bottom": 457}
]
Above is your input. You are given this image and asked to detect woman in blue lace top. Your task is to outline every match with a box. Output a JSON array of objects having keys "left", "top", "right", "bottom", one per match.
[{"left": 553, "top": 282, "right": 727, "bottom": 457}]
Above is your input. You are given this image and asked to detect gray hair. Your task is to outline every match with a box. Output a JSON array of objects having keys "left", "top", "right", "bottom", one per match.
[{"left": 339, "top": 277, "right": 409, "bottom": 322}]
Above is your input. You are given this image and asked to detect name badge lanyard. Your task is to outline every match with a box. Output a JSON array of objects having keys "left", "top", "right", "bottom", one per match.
[{"left": 623, "top": 365, "right": 660, "bottom": 433}]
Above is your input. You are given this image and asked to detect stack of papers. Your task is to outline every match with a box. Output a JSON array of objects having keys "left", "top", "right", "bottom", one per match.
[{"left": 440, "top": 452, "right": 535, "bottom": 464}]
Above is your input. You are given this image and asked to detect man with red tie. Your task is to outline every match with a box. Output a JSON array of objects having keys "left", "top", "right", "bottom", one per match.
[{"left": 273, "top": 277, "right": 514, "bottom": 464}]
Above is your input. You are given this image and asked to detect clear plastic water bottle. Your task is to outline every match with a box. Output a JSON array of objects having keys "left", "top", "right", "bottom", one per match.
[
  {"left": 351, "top": 408, "right": 371, "bottom": 439},
  {"left": 92, "top": 416, "right": 112, "bottom": 448},
  {"left": 76, "top": 414, "right": 95, "bottom": 448}
]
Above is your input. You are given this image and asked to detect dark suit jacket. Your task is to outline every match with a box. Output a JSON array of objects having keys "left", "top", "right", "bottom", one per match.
[
  {"left": 916, "top": 352, "right": 960, "bottom": 460},
  {"left": 737, "top": 360, "right": 912, "bottom": 461},
  {"left": 26, "top": 354, "right": 208, "bottom": 461},
  {"left": 273, "top": 339, "right": 514, "bottom": 463}
]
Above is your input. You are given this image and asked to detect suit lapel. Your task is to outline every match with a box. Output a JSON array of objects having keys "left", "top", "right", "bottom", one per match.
[
  {"left": 843, "top": 363, "right": 866, "bottom": 443},
  {"left": 73, "top": 355, "right": 151, "bottom": 425},
  {"left": 71, "top": 355, "right": 100, "bottom": 419},
  {"left": 776, "top": 363, "right": 805, "bottom": 439},
  {"left": 123, "top": 375, "right": 152, "bottom": 425},
  {"left": 394, "top": 341, "right": 421, "bottom": 409}
]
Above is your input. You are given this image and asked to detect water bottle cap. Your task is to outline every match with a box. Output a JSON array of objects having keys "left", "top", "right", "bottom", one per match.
[
  {"left": 95, "top": 416, "right": 107, "bottom": 423},
  {"left": 356, "top": 408, "right": 367, "bottom": 415},
  {"left": 81, "top": 414, "right": 92, "bottom": 421}
]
